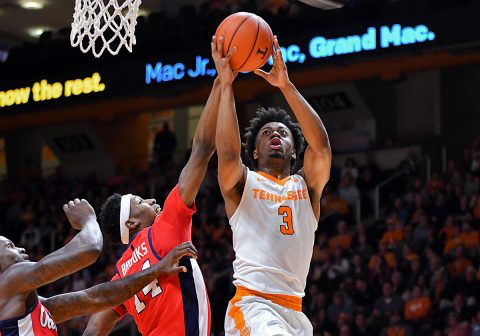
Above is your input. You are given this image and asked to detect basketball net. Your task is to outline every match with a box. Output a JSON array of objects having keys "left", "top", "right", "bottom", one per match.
[{"left": 70, "top": 0, "right": 142, "bottom": 58}]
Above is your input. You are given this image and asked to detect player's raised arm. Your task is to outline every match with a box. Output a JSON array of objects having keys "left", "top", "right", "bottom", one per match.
[
  {"left": 212, "top": 35, "right": 247, "bottom": 208},
  {"left": 43, "top": 242, "right": 197, "bottom": 324},
  {"left": 0, "top": 199, "right": 102, "bottom": 294},
  {"left": 254, "top": 36, "right": 332, "bottom": 202},
  {"left": 178, "top": 74, "right": 220, "bottom": 207},
  {"left": 82, "top": 309, "right": 119, "bottom": 336}
]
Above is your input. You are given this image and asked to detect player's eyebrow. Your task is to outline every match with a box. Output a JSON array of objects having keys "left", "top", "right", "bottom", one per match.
[{"left": 261, "top": 125, "right": 286, "bottom": 131}]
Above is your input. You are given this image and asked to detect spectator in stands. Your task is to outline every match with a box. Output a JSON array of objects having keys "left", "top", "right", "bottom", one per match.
[
  {"left": 352, "top": 311, "right": 374, "bottom": 336},
  {"left": 326, "top": 248, "right": 350, "bottom": 281},
  {"left": 322, "top": 187, "right": 350, "bottom": 218},
  {"left": 380, "top": 215, "right": 404, "bottom": 249},
  {"left": 327, "top": 291, "right": 353, "bottom": 325},
  {"left": 19, "top": 221, "right": 41, "bottom": 250},
  {"left": 339, "top": 172, "right": 360, "bottom": 207},
  {"left": 368, "top": 242, "right": 396, "bottom": 284},
  {"left": 342, "top": 157, "right": 359, "bottom": 180},
  {"left": 381, "top": 312, "right": 412, "bottom": 336},
  {"left": 329, "top": 220, "right": 353, "bottom": 251},
  {"left": 404, "top": 285, "right": 432, "bottom": 326},
  {"left": 444, "top": 225, "right": 462, "bottom": 256},
  {"left": 349, "top": 253, "right": 368, "bottom": 279},
  {"left": 447, "top": 311, "right": 470, "bottom": 336},
  {"left": 352, "top": 232, "right": 373, "bottom": 262},
  {"left": 448, "top": 246, "right": 472, "bottom": 278},
  {"left": 312, "top": 308, "right": 334, "bottom": 336},
  {"left": 458, "top": 266, "right": 479, "bottom": 305},
  {"left": 369, "top": 282, "right": 404, "bottom": 332},
  {"left": 351, "top": 276, "right": 373, "bottom": 311},
  {"left": 471, "top": 309, "right": 480, "bottom": 336},
  {"left": 459, "top": 220, "right": 479, "bottom": 252},
  {"left": 153, "top": 122, "right": 177, "bottom": 170},
  {"left": 391, "top": 271, "right": 406, "bottom": 297}
]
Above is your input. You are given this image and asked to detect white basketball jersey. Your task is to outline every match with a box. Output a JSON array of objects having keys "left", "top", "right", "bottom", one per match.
[{"left": 229, "top": 168, "right": 318, "bottom": 298}]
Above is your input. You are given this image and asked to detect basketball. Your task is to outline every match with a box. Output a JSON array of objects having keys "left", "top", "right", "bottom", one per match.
[{"left": 215, "top": 12, "right": 274, "bottom": 73}]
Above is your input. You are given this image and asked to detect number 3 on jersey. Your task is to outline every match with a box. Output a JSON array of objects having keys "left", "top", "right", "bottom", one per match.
[
  {"left": 278, "top": 206, "right": 294, "bottom": 235},
  {"left": 134, "top": 259, "right": 163, "bottom": 313}
]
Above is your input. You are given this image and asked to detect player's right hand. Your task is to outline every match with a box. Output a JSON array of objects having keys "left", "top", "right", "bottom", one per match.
[
  {"left": 63, "top": 198, "right": 97, "bottom": 230},
  {"left": 156, "top": 242, "right": 198, "bottom": 275},
  {"left": 211, "top": 35, "right": 238, "bottom": 85}
]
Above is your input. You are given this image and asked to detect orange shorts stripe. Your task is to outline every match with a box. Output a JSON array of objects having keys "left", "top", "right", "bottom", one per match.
[
  {"left": 235, "top": 285, "right": 302, "bottom": 312},
  {"left": 228, "top": 294, "right": 250, "bottom": 335}
]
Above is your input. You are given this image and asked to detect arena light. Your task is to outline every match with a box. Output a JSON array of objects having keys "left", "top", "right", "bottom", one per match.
[
  {"left": 298, "top": 0, "right": 347, "bottom": 10},
  {"left": 18, "top": 0, "right": 46, "bottom": 10},
  {"left": 137, "top": 8, "right": 150, "bottom": 17},
  {"left": 27, "top": 26, "right": 51, "bottom": 38}
]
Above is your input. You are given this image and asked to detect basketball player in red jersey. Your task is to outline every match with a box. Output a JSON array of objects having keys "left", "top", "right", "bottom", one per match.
[
  {"left": 82, "top": 70, "right": 232, "bottom": 336},
  {"left": 0, "top": 198, "right": 197, "bottom": 336}
]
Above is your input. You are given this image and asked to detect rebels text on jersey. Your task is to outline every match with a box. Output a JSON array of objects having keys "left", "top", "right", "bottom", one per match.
[{"left": 0, "top": 300, "right": 57, "bottom": 336}]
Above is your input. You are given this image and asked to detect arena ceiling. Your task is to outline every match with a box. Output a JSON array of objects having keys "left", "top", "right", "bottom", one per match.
[{"left": 0, "top": 0, "right": 195, "bottom": 45}]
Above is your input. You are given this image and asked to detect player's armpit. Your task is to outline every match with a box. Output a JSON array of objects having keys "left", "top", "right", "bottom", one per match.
[
  {"left": 218, "top": 158, "right": 247, "bottom": 195},
  {"left": 299, "top": 146, "right": 332, "bottom": 212},
  {"left": 83, "top": 309, "right": 120, "bottom": 336}
]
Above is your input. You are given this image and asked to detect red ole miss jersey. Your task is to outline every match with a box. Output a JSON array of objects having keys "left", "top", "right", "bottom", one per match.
[
  {"left": 0, "top": 300, "right": 57, "bottom": 336},
  {"left": 112, "top": 185, "right": 210, "bottom": 336}
]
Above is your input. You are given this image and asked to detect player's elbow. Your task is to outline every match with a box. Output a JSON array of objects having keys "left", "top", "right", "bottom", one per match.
[
  {"left": 89, "top": 235, "right": 103, "bottom": 255},
  {"left": 218, "top": 149, "right": 240, "bottom": 163},
  {"left": 80, "top": 240, "right": 103, "bottom": 264},
  {"left": 192, "top": 141, "right": 215, "bottom": 157}
]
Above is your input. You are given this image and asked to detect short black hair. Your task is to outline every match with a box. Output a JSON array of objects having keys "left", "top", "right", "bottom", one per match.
[
  {"left": 243, "top": 107, "right": 304, "bottom": 173},
  {"left": 99, "top": 193, "right": 122, "bottom": 242}
]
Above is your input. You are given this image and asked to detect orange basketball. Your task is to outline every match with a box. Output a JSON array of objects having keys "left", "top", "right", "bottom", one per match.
[{"left": 215, "top": 12, "right": 274, "bottom": 73}]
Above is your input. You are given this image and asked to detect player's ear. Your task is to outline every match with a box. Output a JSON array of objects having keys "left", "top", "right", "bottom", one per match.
[
  {"left": 253, "top": 149, "right": 258, "bottom": 160},
  {"left": 292, "top": 149, "right": 297, "bottom": 160},
  {"left": 126, "top": 219, "right": 140, "bottom": 230}
]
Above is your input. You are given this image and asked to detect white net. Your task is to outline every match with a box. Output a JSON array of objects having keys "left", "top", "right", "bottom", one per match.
[{"left": 71, "top": 0, "right": 142, "bottom": 58}]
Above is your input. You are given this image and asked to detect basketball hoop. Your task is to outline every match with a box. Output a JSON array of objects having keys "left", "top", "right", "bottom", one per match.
[{"left": 70, "top": 0, "right": 142, "bottom": 58}]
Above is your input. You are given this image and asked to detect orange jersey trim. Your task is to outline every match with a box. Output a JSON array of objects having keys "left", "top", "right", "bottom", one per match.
[
  {"left": 235, "top": 286, "right": 302, "bottom": 311},
  {"left": 256, "top": 171, "right": 291, "bottom": 186}
]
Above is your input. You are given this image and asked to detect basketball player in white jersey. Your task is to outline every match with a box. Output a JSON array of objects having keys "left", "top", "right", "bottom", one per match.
[{"left": 212, "top": 34, "right": 332, "bottom": 335}]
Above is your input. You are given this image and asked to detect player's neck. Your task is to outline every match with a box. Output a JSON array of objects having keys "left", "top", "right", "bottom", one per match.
[{"left": 257, "top": 165, "right": 290, "bottom": 180}]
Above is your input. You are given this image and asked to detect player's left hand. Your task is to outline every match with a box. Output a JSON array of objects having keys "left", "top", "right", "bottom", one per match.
[
  {"left": 254, "top": 36, "right": 291, "bottom": 89},
  {"left": 155, "top": 242, "right": 198, "bottom": 275}
]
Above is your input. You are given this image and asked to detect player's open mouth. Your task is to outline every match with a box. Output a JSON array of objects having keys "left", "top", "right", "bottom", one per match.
[
  {"left": 22, "top": 254, "right": 29, "bottom": 260},
  {"left": 270, "top": 138, "right": 281, "bottom": 150},
  {"left": 154, "top": 205, "right": 162, "bottom": 214}
]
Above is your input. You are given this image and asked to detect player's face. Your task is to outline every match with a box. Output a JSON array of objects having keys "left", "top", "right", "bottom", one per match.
[
  {"left": 0, "top": 236, "right": 28, "bottom": 272},
  {"left": 129, "top": 195, "right": 161, "bottom": 228},
  {"left": 255, "top": 122, "right": 295, "bottom": 162}
]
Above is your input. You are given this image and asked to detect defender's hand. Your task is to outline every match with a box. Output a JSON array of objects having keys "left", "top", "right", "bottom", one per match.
[
  {"left": 254, "top": 36, "right": 290, "bottom": 89},
  {"left": 63, "top": 198, "right": 97, "bottom": 230},
  {"left": 156, "top": 242, "right": 198, "bottom": 275},
  {"left": 211, "top": 35, "right": 238, "bottom": 85}
]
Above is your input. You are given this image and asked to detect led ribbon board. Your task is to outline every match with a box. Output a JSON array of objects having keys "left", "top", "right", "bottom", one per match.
[
  {"left": 145, "top": 23, "right": 436, "bottom": 85},
  {"left": 0, "top": 73, "right": 106, "bottom": 109}
]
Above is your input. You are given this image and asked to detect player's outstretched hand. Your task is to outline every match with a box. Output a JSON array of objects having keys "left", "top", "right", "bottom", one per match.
[
  {"left": 155, "top": 242, "right": 198, "bottom": 275},
  {"left": 63, "top": 198, "right": 97, "bottom": 230},
  {"left": 211, "top": 35, "right": 238, "bottom": 85},
  {"left": 254, "top": 35, "right": 290, "bottom": 89}
]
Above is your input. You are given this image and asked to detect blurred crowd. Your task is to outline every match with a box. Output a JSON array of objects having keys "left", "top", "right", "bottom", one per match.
[
  {"left": 308, "top": 139, "right": 480, "bottom": 336},
  {"left": 1, "top": 137, "right": 480, "bottom": 335}
]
